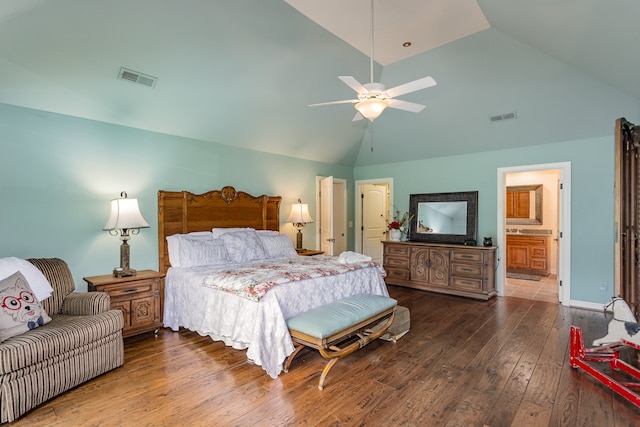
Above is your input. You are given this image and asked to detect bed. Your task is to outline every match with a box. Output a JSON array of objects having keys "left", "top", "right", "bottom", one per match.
[{"left": 157, "top": 186, "right": 389, "bottom": 378}]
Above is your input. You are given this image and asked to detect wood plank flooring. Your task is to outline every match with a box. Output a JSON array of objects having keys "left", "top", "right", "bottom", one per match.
[{"left": 9, "top": 286, "right": 640, "bottom": 426}]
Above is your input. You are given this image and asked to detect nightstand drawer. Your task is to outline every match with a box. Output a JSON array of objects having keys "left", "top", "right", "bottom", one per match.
[{"left": 108, "top": 281, "right": 156, "bottom": 298}]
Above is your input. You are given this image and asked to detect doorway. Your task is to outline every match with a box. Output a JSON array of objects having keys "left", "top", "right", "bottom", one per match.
[
  {"left": 355, "top": 178, "right": 393, "bottom": 264},
  {"left": 315, "top": 176, "right": 347, "bottom": 255},
  {"left": 497, "top": 162, "right": 571, "bottom": 306}
]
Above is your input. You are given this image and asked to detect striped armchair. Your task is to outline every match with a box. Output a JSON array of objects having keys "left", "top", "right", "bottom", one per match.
[{"left": 0, "top": 258, "right": 124, "bottom": 423}]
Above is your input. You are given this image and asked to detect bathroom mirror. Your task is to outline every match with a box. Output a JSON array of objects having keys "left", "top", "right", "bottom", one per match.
[{"left": 506, "top": 184, "right": 543, "bottom": 225}]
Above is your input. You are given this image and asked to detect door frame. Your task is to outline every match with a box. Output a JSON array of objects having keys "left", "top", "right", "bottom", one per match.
[
  {"left": 355, "top": 178, "right": 393, "bottom": 253},
  {"left": 497, "top": 162, "right": 571, "bottom": 306}
]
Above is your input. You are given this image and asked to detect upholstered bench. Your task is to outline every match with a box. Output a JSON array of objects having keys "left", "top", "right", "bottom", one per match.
[{"left": 284, "top": 293, "right": 397, "bottom": 390}]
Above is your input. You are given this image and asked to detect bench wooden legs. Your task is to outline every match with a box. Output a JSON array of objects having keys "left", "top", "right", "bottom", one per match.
[{"left": 285, "top": 312, "right": 395, "bottom": 390}]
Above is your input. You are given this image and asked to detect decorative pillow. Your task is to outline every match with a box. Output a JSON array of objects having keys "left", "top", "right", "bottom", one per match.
[
  {"left": 211, "top": 227, "right": 254, "bottom": 238},
  {"left": 260, "top": 234, "right": 297, "bottom": 259},
  {"left": 0, "top": 257, "right": 53, "bottom": 301},
  {"left": 166, "top": 232, "right": 214, "bottom": 267},
  {"left": 255, "top": 229, "right": 279, "bottom": 236},
  {"left": 220, "top": 230, "right": 267, "bottom": 263},
  {"left": 178, "top": 238, "right": 230, "bottom": 268},
  {"left": 0, "top": 271, "right": 52, "bottom": 342}
]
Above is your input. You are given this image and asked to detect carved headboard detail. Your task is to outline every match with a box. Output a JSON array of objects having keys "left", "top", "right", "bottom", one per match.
[{"left": 158, "top": 186, "right": 282, "bottom": 274}]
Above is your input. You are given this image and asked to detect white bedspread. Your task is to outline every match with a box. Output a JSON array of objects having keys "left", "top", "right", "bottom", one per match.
[{"left": 163, "top": 256, "right": 389, "bottom": 378}]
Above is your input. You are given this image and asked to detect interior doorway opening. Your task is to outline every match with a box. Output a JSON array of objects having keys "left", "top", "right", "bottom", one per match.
[{"left": 497, "top": 162, "right": 571, "bottom": 306}]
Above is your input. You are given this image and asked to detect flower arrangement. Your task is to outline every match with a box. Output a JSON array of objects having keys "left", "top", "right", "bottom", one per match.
[{"left": 388, "top": 208, "right": 413, "bottom": 233}]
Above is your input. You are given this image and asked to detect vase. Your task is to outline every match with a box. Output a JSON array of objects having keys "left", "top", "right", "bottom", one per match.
[{"left": 389, "top": 229, "right": 402, "bottom": 241}]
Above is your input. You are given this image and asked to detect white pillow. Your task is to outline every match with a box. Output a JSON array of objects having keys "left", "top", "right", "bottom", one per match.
[
  {"left": 178, "top": 238, "right": 229, "bottom": 268},
  {"left": 220, "top": 230, "right": 267, "bottom": 263},
  {"left": 260, "top": 234, "right": 297, "bottom": 259},
  {"left": 211, "top": 227, "right": 254, "bottom": 238},
  {"left": 0, "top": 257, "right": 53, "bottom": 301},
  {"left": 166, "top": 232, "right": 214, "bottom": 267},
  {"left": 255, "top": 229, "right": 279, "bottom": 236}
]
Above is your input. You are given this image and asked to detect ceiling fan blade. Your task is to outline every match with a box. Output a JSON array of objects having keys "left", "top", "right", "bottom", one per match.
[
  {"left": 387, "top": 99, "right": 426, "bottom": 113},
  {"left": 309, "top": 99, "right": 358, "bottom": 107},
  {"left": 339, "top": 76, "right": 368, "bottom": 95},
  {"left": 385, "top": 76, "right": 436, "bottom": 98}
]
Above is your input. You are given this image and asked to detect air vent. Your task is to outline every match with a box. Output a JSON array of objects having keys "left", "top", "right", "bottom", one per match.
[
  {"left": 118, "top": 67, "right": 157, "bottom": 88},
  {"left": 490, "top": 111, "right": 517, "bottom": 122}
]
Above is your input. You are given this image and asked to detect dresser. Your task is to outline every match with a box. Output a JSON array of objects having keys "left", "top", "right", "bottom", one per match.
[{"left": 383, "top": 241, "right": 497, "bottom": 300}]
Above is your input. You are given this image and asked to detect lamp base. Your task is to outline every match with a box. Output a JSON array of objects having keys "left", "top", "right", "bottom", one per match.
[{"left": 113, "top": 268, "right": 137, "bottom": 278}]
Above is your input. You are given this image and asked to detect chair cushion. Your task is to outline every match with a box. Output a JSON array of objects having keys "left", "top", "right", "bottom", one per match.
[
  {"left": 0, "top": 272, "right": 52, "bottom": 343},
  {"left": 0, "top": 310, "right": 124, "bottom": 374},
  {"left": 286, "top": 294, "right": 397, "bottom": 339}
]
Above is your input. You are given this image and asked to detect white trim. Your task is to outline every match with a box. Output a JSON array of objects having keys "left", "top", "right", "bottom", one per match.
[
  {"left": 354, "top": 178, "right": 393, "bottom": 253},
  {"left": 570, "top": 299, "right": 605, "bottom": 312},
  {"left": 497, "top": 162, "right": 571, "bottom": 306}
]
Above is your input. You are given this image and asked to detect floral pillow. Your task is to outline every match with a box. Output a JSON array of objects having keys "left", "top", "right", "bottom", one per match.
[
  {"left": 220, "top": 230, "right": 267, "bottom": 263},
  {"left": 0, "top": 271, "right": 52, "bottom": 342}
]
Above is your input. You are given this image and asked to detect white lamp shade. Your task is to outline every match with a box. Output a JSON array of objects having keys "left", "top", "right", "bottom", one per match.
[
  {"left": 355, "top": 99, "right": 389, "bottom": 121},
  {"left": 103, "top": 197, "right": 150, "bottom": 231},
  {"left": 286, "top": 202, "right": 313, "bottom": 224}
]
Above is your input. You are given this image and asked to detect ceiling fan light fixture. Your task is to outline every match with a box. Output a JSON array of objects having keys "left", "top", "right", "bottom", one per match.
[{"left": 355, "top": 99, "right": 388, "bottom": 121}]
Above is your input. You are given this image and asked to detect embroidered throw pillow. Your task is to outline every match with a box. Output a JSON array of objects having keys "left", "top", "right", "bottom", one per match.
[
  {"left": 260, "top": 234, "right": 297, "bottom": 259},
  {"left": 220, "top": 230, "right": 267, "bottom": 263},
  {"left": 0, "top": 271, "right": 52, "bottom": 342}
]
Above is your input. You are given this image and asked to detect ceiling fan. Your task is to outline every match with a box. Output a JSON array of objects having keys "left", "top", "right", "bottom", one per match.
[{"left": 309, "top": 0, "right": 437, "bottom": 122}]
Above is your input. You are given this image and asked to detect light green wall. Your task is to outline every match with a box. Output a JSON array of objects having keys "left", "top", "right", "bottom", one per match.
[
  {"left": 0, "top": 103, "right": 353, "bottom": 288},
  {"left": 0, "top": 101, "right": 623, "bottom": 305},
  {"left": 355, "top": 136, "right": 614, "bottom": 304}
]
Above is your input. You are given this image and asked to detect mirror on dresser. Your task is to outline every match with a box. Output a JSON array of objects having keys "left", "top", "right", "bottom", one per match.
[{"left": 506, "top": 184, "right": 543, "bottom": 225}]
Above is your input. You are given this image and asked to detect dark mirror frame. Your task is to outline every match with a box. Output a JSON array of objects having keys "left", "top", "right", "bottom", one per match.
[{"left": 408, "top": 191, "right": 478, "bottom": 245}]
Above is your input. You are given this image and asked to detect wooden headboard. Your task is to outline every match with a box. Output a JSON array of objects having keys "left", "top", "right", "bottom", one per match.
[{"left": 157, "top": 186, "right": 282, "bottom": 274}]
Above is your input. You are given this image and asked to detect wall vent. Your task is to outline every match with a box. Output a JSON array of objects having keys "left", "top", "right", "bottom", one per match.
[
  {"left": 490, "top": 111, "right": 517, "bottom": 122},
  {"left": 118, "top": 67, "right": 157, "bottom": 88}
]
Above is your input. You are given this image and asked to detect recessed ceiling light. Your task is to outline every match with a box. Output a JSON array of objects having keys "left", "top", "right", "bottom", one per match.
[{"left": 402, "top": 42, "right": 412, "bottom": 47}]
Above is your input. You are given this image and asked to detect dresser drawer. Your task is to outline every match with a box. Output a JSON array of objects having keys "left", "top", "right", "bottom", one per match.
[
  {"left": 385, "top": 244, "right": 410, "bottom": 257},
  {"left": 451, "top": 250, "right": 483, "bottom": 263},
  {"left": 451, "top": 276, "right": 483, "bottom": 292},
  {"left": 384, "top": 256, "right": 409, "bottom": 269},
  {"left": 385, "top": 268, "right": 409, "bottom": 281},
  {"left": 451, "top": 263, "right": 483, "bottom": 277}
]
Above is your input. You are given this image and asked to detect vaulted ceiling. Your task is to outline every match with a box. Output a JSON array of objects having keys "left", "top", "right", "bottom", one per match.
[{"left": 1, "top": 0, "right": 638, "bottom": 166}]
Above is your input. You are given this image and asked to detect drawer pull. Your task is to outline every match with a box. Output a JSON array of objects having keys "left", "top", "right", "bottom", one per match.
[{"left": 122, "top": 288, "right": 138, "bottom": 293}]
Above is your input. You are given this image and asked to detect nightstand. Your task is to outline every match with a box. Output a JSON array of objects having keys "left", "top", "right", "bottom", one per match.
[
  {"left": 84, "top": 270, "right": 165, "bottom": 338},
  {"left": 297, "top": 249, "right": 324, "bottom": 256}
]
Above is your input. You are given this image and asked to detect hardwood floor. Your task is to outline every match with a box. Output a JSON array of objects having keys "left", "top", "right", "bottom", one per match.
[{"left": 10, "top": 286, "right": 640, "bottom": 426}]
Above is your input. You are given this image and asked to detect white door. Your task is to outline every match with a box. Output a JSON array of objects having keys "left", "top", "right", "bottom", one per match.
[
  {"left": 361, "top": 183, "right": 388, "bottom": 264},
  {"left": 320, "top": 176, "right": 334, "bottom": 255},
  {"left": 333, "top": 180, "right": 347, "bottom": 255}
]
